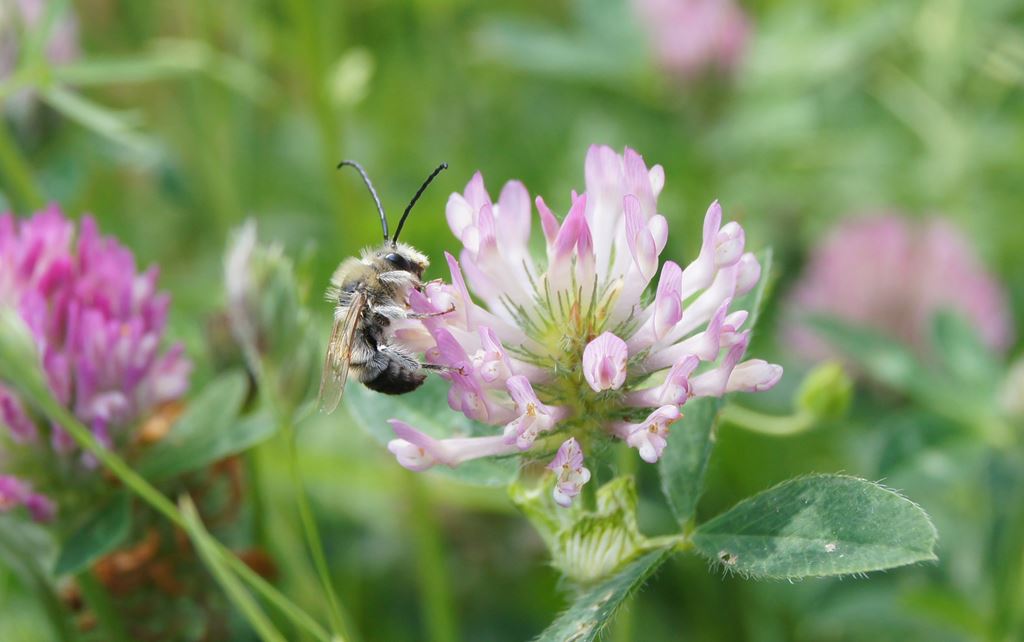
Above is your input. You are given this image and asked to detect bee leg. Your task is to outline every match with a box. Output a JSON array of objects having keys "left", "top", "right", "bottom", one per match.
[
  {"left": 405, "top": 305, "right": 456, "bottom": 320},
  {"left": 421, "top": 363, "right": 466, "bottom": 376},
  {"left": 414, "top": 278, "right": 446, "bottom": 292}
]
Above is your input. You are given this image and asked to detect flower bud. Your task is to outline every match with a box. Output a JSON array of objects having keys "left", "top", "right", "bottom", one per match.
[
  {"left": 796, "top": 362, "right": 853, "bottom": 422},
  {"left": 511, "top": 476, "right": 656, "bottom": 585},
  {"left": 221, "top": 222, "right": 319, "bottom": 409}
]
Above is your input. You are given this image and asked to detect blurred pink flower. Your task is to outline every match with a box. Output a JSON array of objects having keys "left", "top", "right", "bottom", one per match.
[
  {"left": 630, "top": 0, "right": 750, "bottom": 80},
  {"left": 0, "top": 206, "right": 190, "bottom": 520},
  {"left": 783, "top": 214, "right": 1014, "bottom": 361},
  {"left": 384, "top": 146, "right": 781, "bottom": 507},
  {"left": 0, "top": 474, "right": 54, "bottom": 522}
]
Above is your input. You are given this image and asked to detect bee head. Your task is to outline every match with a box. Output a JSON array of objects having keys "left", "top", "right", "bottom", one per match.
[{"left": 378, "top": 242, "right": 429, "bottom": 278}]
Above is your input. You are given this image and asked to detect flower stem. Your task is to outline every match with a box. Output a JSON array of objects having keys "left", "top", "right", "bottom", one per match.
[
  {"left": 76, "top": 570, "right": 131, "bottom": 642},
  {"left": 26, "top": 389, "right": 332, "bottom": 642},
  {"left": 407, "top": 473, "right": 459, "bottom": 642},
  {"left": 719, "top": 404, "right": 815, "bottom": 437},
  {"left": 0, "top": 121, "right": 44, "bottom": 212},
  {"left": 180, "top": 497, "right": 288, "bottom": 642},
  {"left": 285, "top": 423, "right": 354, "bottom": 642}
]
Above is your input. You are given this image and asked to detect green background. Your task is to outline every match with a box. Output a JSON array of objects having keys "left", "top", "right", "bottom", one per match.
[{"left": 2, "top": 0, "right": 1022, "bottom": 640}]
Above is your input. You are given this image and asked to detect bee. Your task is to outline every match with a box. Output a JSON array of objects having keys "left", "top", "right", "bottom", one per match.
[{"left": 318, "top": 160, "right": 454, "bottom": 413}]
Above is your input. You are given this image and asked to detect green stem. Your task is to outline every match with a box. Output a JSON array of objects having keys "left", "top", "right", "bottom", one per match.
[
  {"left": 0, "top": 122, "right": 44, "bottom": 211},
  {"left": 719, "top": 404, "right": 815, "bottom": 437},
  {"left": 76, "top": 570, "right": 131, "bottom": 642},
  {"left": 408, "top": 474, "right": 458, "bottom": 642},
  {"left": 222, "top": 548, "right": 331, "bottom": 642},
  {"left": 181, "top": 498, "right": 287, "bottom": 642},
  {"left": 27, "top": 390, "right": 332, "bottom": 642},
  {"left": 286, "top": 424, "right": 352, "bottom": 642},
  {"left": 245, "top": 446, "right": 269, "bottom": 550}
]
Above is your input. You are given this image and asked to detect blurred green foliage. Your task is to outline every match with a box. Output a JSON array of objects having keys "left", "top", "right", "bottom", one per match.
[{"left": 2, "top": 0, "right": 1023, "bottom": 640}]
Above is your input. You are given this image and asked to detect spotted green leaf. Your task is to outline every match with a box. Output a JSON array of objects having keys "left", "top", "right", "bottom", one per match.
[{"left": 692, "top": 474, "right": 937, "bottom": 579}]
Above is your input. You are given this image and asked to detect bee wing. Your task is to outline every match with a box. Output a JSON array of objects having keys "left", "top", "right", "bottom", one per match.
[{"left": 318, "top": 289, "right": 366, "bottom": 414}]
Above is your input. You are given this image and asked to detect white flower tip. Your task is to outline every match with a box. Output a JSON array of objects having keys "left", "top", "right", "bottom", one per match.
[
  {"left": 649, "top": 164, "right": 665, "bottom": 196},
  {"left": 387, "top": 439, "right": 435, "bottom": 472},
  {"left": 552, "top": 488, "right": 574, "bottom": 508},
  {"left": 715, "top": 222, "right": 746, "bottom": 267},
  {"left": 736, "top": 252, "right": 761, "bottom": 295},
  {"left": 728, "top": 360, "right": 784, "bottom": 393},
  {"left": 706, "top": 200, "right": 723, "bottom": 227},
  {"left": 637, "top": 442, "right": 660, "bottom": 464}
]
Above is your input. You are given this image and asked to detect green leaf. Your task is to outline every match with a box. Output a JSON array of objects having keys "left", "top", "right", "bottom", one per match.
[
  {"left": 52, "top": 39, "right": 273, "bottom": 102},
  {"left": 534, "top": 547, "right": 673, "bottom": 642},
  {"left": 346, "top": 376, "right": 517, "bottom": 487},
  {"left": 804, "top": 315, "right": 927, "bottom": 392},
  {"left": 54, "top": 493, "right": 132, "bottom": 576},
  {"left": 804, "top": 315, "right": 989, "bottom": 429},
  {"left": 38, "top": 87, "right": 158, "bottom": 157},
  {"left": 930, "top": 310, "right": 1000, "bottom": 390},
  {"left": 691, "top": 475, "right": 937, "bottom": 579},
  {"left": 138, "top": 372, "right": 274, "bottom": 480},
  {"left": 658, "top": 397, "right": 723, "bottom": 526}
]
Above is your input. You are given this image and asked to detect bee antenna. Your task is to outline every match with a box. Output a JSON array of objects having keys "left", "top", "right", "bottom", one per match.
[
  {"left": 338, "top": 160, "right": 389, "bottom": 242},
  {"left": 392, "top": 162, "right": 448, "bottom": 245}
]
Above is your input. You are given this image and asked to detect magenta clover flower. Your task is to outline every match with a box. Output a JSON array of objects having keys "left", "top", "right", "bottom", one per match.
[
  {"left": 385, "top": 146, "right": 782, "bottom": 507},
  {"left": 0, "top": 207, "right": 190, "bottom": 521}
]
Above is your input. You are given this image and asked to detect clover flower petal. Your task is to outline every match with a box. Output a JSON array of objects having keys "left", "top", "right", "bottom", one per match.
[
  {"left": 387, "top": 420, "right": 521, "bottom": 471},
  {"left": 583, "top": 332, "right": 629, "bottom": 392},
  {"left": 613, "top": 405, "right": 681, "bottom": 464}
]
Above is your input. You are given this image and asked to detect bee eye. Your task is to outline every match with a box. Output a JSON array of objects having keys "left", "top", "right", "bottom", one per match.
[{"left": 384, "top": 252, "right": 412, "bottom": 271}]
